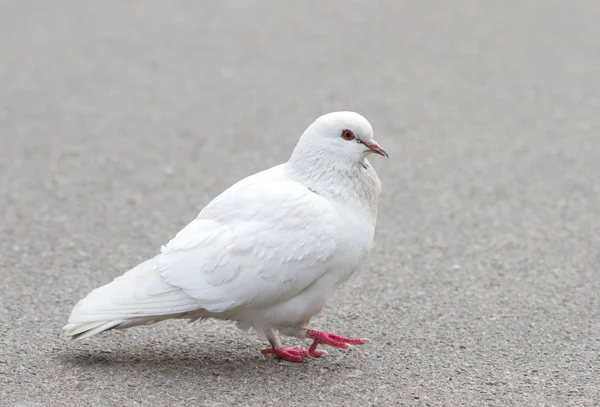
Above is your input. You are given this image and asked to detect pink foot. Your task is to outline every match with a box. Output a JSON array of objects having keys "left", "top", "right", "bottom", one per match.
[
  {"left": 306, "top": 329, "right": 370, "bottom": 356},
  {"left": 260, "top": 345, "right": 309, "bottom": 363}
]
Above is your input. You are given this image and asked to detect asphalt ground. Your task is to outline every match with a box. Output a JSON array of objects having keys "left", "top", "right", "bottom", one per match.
[{"left": 1, "top": 1, "right": 599, "bottom": 406}]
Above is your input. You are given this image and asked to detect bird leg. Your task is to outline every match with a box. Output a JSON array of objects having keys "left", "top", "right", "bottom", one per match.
[
  {"left": 260, "top": 329, "right": 310, "bottom": 363},
  {"left": 260, "top": 345, "right": 310, "bottom": 363},
  {"left": 260, "top": 329, "right": 368, "bottom": 362},
  {"left": 305, "top": 329, "right": 370, "bottom": 356}
]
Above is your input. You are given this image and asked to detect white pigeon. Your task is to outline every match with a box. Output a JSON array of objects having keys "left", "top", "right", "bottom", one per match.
[{"left": 64, "top": 111, "right": 387, "bottom": 362}]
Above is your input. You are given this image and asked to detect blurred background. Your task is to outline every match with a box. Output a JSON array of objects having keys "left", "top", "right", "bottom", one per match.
[{"left": 1, "top": 1, "right": 599, "bottom": 406}]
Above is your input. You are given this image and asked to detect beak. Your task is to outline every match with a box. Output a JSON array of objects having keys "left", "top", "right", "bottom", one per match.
[{"left": 363, "top": 139, "right": 389, "bottom": 158}]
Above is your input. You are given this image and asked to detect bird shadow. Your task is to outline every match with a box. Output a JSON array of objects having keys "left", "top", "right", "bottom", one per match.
[{"left": 57, "top": 341, "right": 349, "bottom": 384}]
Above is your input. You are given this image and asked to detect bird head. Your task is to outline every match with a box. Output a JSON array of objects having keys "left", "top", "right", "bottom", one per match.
[{"left": 293, "top": 111, "right": 388, "bottom": 164}]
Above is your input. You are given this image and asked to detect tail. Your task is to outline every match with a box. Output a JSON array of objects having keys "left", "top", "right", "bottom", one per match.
[{"left": 63, "top": 257, "right": 204, "bottom": 340}]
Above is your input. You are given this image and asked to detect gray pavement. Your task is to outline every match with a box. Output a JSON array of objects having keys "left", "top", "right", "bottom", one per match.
[{"left": 1, "top": 1, "right": 600, "bottom": 406}]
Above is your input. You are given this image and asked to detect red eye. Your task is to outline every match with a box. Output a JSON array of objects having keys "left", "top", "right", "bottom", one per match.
[{"left": 341, "top": 129, "right": 355, "bottom": 141}]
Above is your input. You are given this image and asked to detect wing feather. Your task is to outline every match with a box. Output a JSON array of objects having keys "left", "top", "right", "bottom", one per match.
[{"left": 156, "top": 181, "right": 339, "bottom": 313}]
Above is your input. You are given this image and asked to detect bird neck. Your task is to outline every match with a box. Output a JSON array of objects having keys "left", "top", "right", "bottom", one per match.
[{"left": 285, "top": 150, "right": 382, "bottom": 223}]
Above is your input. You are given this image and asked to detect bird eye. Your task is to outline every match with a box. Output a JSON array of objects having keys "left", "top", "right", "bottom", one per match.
[{"left": 341, "top": 129, "right": 355, "bottom": 141}]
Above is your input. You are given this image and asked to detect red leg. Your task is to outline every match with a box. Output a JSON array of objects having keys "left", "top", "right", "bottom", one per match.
[
  {"left": 306, "top": 329, "right": 370, "bottom": 356},
  {"left": 260, "top": 345, "right": 309, "bottom": 363},
  {"left": 260, "top": 329, "right": 314, "bottom": 363}
]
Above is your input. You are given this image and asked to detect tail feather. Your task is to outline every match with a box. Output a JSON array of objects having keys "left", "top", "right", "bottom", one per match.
[
  {"left": 64, "top": 257, "right": 204, "bottom": 340},
  {"left": 66, "top": 320, "right": 125, "bottom": 341}
]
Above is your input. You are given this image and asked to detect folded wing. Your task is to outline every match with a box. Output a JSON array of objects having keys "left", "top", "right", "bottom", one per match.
[{"left": 156, "top": 181, "right": 339, "bottom": 313}]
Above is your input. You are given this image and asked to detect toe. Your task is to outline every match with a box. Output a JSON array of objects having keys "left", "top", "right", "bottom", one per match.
[
  {"left": 261, "top": 346, "right": 308, "bottom": 363},
  {"left": 345, "top": 337, "right": 370, "bottom": 345},
  {"left": 286, "top": 348, "right": 309, "bottom": 357},
  {"left": 280, "top": 351, "right": 305, "bottom": 363},
  {"left": 309, "top": 349, "right": 328, "bottom": 357},
  {"left": 325, "top": 338, "right": 352, "bottom": 349}
]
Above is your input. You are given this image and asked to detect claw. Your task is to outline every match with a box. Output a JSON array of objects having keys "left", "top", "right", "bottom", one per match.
[{"left": 308, "top": 348, "right": 328, "bottom": 357}]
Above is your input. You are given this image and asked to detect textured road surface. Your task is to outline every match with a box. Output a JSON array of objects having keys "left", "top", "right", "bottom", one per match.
[{"left": 1, "top": 1, "right": 599, "bottom": 406}]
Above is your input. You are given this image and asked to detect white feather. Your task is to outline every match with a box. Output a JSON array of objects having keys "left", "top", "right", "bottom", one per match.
[{"left": 64, "top": 111, "right": 384, "bottom": 344}]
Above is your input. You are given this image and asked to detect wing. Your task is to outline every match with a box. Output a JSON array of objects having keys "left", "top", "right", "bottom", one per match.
[{"left": 155, "top": 180, "right": 340, "bottom": 313}]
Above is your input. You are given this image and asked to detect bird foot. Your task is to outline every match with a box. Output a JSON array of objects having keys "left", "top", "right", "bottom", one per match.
[
  {"left": 260, "top": 330, "right": 367, "bottom": 362},
  {"left": 306, "top": 329, "right": 370, "bottom": 353},
  {"left": 260, "top": 345, "right": 309, "bottom": 363},
  {"left": 260, "top": 344, "right": 328, "bottom": 362}
]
